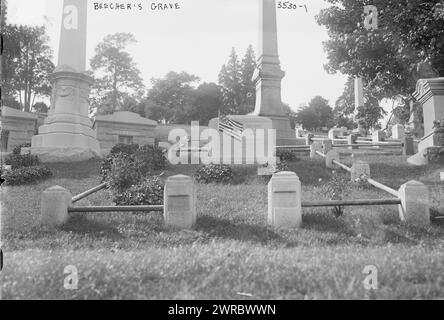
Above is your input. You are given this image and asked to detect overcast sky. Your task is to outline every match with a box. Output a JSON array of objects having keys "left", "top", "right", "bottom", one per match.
[{"left": 8, "top": 0, "right": 348, "bottom": 110}]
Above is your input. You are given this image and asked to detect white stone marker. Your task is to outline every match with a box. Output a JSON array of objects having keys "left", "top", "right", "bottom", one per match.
[
  {"left": 398, "top": 180, "right": 430, "bottom": 226},
  {"left": 310, "top": 142, "right": 323, "bottom": 159},
  {"left": 440, "top": 172, "right": 444, "bottom": 181},
  {"left": 351, "top": 161, "right": 370, "bottom": 181},
  {"left": 322, "top": 139, "right": 333, "bottom": 154},
  {"left": 326, "top": 150, "right": 340, "bottom": 169},
  {"left": 392, "top": 124, "right": 405, "bottom": 140},
  {"left": 268, "top": 171, "right": 302, "bottom": 228},
  {"left": 41, "top": 186, "right": 72, "bottom": 227},
  {"left": 164, "top": 175, "right": 196, "bottom": 229}
]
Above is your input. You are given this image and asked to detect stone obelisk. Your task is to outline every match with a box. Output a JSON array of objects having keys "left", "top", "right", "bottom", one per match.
[
  {"left": 354, "top": 77, "right": 366, "bottom": 135},
  {"left": 252, "top": 0, "right": 295, "bottom": 145},
  {"left": 31, "top": 0, "right": 101, "bottom": 162}
]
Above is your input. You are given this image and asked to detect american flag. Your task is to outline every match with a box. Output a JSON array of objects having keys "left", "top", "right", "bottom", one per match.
[{"left": 218, "top": 112, "right": 244, "bottom": 141}]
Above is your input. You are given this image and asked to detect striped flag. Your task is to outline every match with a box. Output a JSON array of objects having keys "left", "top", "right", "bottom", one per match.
[{"left": 218, "top": 112, "right": 244, "bottom": 141}]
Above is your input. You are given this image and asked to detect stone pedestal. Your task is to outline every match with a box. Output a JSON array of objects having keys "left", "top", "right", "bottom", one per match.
[
  {"left": 268, "top": 171, "right": 302, "bottom": 228},
  {"left": 164, "top": 175, "right": 197, "bottom": 229},
  {"left": 41, "top": 186, "right": 72, "bottom": 227},
  {"left": 408, "top": 78, "right": 444, "bottom": 165},
  {"left": 398, "top": 181, "right": 430, "bottom": 226},
  {"left": 32, "top": 71, "right": 101, "bottom": 162},
  {"left": 207, "top": 115, "right": 277, "bottom": 165},
  {"left": 310, "top": 142, "right": 322, "bottom": 159}
]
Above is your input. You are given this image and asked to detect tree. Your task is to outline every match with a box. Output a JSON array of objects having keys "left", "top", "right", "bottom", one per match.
[
  {"left": 295, "top": 96, "right": 334, "bottom": 130},
  {"left": 334, "top": 76, "right": 386, "bottom": 131},
  {"left": 218, "top": 46, "right": 258, "bottom": 115},
  {"left": 146, "top": 71, "right": 199, "bottom": 124},
  {"left": 240, "top": 44, "right": 257, "bottom": 110},
  {"left": 218, "top": 48, "right": 242, "bottom": 114},
  {"left": 191, "top": 82, "right": 222, "bottom": 125},
  {"left": 2, "top": 25, "right": 54, "bottom": 112},
  {"left": 90, "top": 33, "right": 145, "bottom": 115},
  {"left": 316, "top": 0, "right": 444, "bottom": 119}
]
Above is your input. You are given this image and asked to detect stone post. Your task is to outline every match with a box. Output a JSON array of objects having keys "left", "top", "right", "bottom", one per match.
[
  {"left": 392, "top": 124, "right": 405, "bottom": 140},
  {"left": 326, "top": 150, "right": 340, "bottom": 169},
  {"left": 268, "top": 171, "right": 302, "bottom": 228},
  {"left": 398, "top": 181, "right": 430, "bottom": 226},
  {"left": 403, "top": 136, "right": 415, "bottom": 156},
  {"left": 372, "top": 130, "right": 384, "bottom": 149},
  {"left": 322, "top": 139, "right": 333, "bottom": 154},
  {"left": 347, "top": 134, "right": 358, "bottom": 150},
  {"left": 164, "top": 175, "right": 197, "bottom": 229},
  {"left": 350, "top": 161, "right": 370, "bottom": 181},
  {"left": 41, "top": 186, "right": 72, "bottom": 227},
  {"left": 310, "top": 142, "right": 322, "bottom": 159}
]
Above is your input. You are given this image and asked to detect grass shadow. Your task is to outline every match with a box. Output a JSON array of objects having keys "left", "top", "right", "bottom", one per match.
[
  {"left": 196, "top": 215, "right": 283, "bottom": 244},
  {"left": 302, "top": 210, "right": 357, "bottom": 237},
  {"left": 62, "top": 214, "right": 123, "bottom": 240}
]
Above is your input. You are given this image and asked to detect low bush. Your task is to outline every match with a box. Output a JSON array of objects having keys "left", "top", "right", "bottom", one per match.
[
  {"left": 110, "top": 143, "right": 139, "bottom": 156},
  {"left": 2, "top": 166, "right": 52, "bottom": 186},
  {"left": 101, "top": 144, "right": 168, "bottom": 183},
  {"left": 276, "top": 149, "right": 299, "bottom": 162},
  {"left": 114, "top": 176, "right": 164, "bottom": 206},
  {"left": 12, "top": 142, "right": 31, "bottom": 155},
  {"left": 5, "top": 153, "right": 40, "bottom": 169},
  {"left": 134, "top": 145, "right": 167, "bottom": 174},
  {"left": 107, "top": 154, "right": 141, "bottom": 194},
  {"left": 194, "top": 164, "right": 234, "bottom": 184}
]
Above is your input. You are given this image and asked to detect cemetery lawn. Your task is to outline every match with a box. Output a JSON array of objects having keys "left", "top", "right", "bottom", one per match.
[{"left": 1, "top": 154, "right": 444, "bottom": 299}]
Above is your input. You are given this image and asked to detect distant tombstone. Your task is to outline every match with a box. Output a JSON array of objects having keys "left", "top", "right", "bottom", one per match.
[{"left": 392, "top": 124, "right": 405, "bottom": 140}]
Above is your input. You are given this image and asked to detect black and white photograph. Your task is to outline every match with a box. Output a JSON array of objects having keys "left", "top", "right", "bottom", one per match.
[{"left": 0, "top": 0, "right": 444, "bottom": 305}]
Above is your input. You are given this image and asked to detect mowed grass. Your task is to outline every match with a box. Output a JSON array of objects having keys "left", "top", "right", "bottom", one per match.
[{"left": 1, "top": 153, "right": 444, "bottom": 299}]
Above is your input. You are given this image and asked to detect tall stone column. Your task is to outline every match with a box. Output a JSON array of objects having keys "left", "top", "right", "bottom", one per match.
[
  {"left": 354, "top": 77, "right": 365, "bottom": 135},
  {"left": 32, "top": 0, "right": 101, "bottom": 163},
  {"left": 252, "top": 0, "right": 295, "bottom": 146}
]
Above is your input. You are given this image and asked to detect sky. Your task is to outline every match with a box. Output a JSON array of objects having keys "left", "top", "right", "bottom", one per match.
[{"left": 8, "top": 0, "right": 348, "bottom": 111}]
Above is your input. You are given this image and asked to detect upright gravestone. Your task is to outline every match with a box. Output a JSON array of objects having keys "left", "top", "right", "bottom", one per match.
[{"left": 31, "top": 0, "right": 101, "bottom": 162}]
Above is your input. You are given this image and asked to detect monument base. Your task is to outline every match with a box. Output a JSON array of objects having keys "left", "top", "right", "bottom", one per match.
[
  {"left": 32, "top": 131, "right": 101, "bottom": 163},
  {"left": 267, "top": 116, "right": 298, "bottom": 146},
  {"left": 207, "top": 115, "right": 277, "bottom": 165}
]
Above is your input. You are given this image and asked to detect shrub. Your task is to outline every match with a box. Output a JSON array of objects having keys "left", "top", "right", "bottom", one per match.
[
  {"left": 110, "top": 143, "right": 139, "bottom": 156},
  {"left": 101, "top": 144, "right": 167, "bottom": 182},
  {"left": 12, "top": 142, "right": 31, "bottom": 155},
  {"left": 276, "top": 149, "right": 299, "bottom": 162},
  {"left": 194, "top": 164, "right": 234, "bottom": 184},
  {"left": 114, "top": 176, "right": 164, "bottom": 206},
  {"left": 2, "top": 166, "right": 52, "bottom": 186},
  {"left": 134, "top": 145, "right": 167, "bottom": 174},
  {"left": 5, "top": 153, "right": 40, "bottom": 169},
  {"left": 107, "top": 154, "right": 141, "bottom": 193}
]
